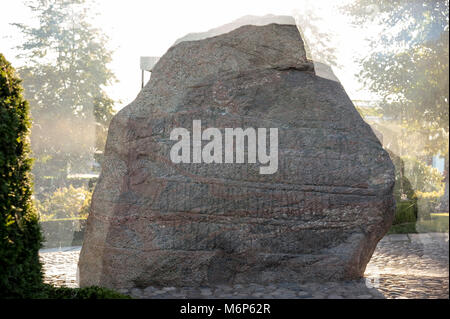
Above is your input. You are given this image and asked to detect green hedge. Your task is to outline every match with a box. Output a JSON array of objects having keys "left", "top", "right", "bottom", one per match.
[
  {"left": 392, "top": 200, "right": 418, "bottom": 225},
  {"left": 37, "top": 284, "right": 131, "bottom": 299},
  {"left": 0, "top": 53, "right": 44, "bottom": 298},
  {"left": 388, "top": 222, "right": 417, "bottom": 234}
]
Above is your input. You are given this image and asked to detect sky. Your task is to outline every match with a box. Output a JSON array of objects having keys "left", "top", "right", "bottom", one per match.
[{"left": 0, "top": 0, "right": 382, "bottom": 111}]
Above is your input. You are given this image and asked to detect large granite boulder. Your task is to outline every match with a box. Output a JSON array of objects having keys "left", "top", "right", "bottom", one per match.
[{"left": 78, "top": 23, "right": 395, "bottom": 289}]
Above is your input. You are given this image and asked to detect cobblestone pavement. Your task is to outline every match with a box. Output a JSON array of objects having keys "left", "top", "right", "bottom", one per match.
[
  {"left": 39, "top": 233, "right": 449, "bottom": 299},
  {"left": 40, "top": 246, "right": 80, "bottom": 288}
]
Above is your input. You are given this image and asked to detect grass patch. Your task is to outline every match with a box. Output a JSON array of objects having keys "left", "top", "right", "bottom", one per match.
[
  {"left": 33, "top": 284, "right": 131, "bottom": 299},
  {"left": 430, "top": 213, "right": 449, "bottom": 217},
  {"left": 416, "top": 217, "right": 449, "bottom": 233},
  {"left": 388, "top": 213, "right": 449, "bottom": 234}
]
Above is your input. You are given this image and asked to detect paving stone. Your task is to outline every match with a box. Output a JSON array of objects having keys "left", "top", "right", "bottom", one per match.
[
  {"left": 39, "top": 234, "right": 449, "bottom": 299},
  {"left": 386, "top": 234, "right": 410, "bottom": 242},
  {"left": 130, "top": 288, "right": 143, "bottom": 297}
]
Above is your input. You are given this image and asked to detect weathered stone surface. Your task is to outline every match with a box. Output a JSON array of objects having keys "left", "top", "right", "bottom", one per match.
[
  {"left": 173, "top": 14, "right": 297, "bottom": 45},
  {"left": 78, "top": 23, "right": 395, "bottom": 289}
]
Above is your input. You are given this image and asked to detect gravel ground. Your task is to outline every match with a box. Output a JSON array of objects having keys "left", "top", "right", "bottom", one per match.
[{"left": 39, "top": 233, "right": 449, "bottom": 299}]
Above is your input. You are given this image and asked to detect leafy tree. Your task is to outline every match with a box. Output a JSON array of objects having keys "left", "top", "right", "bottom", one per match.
[
  {"left": 36, "top": 185, "right": 91, "bottom": 220},
  {"left": 0, "top": 53, "right": 43, "bottom": 298},
  {"left": 12, "top": 0, "right": 116, "bottom": 179},
  {"left": 0, "top": 58, "right": 126, "bottom": 298},
  {"left": 93, "top": 93, "right": 116, "bottom": 153},
  {"left": 403, "top": 156, "right": 445, "bottom": 195},
  {"left": 343, "top": 0, "right": 449, "bottom": 210},
  {"left": 293, "top": 6, "right": 339, "bottom": 67},
  {"left": 344, "top": 0, "right": 448, "bottom": 153}
]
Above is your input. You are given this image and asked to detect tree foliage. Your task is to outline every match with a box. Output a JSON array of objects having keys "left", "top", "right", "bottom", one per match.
[
  {"left": 13, "top": 0, "right": 116, "bottom": 174},
  {"left": 343, "top": 0, "right": 449, "bottom": 158},
  {"left": 36, "top": 185, "right": 91, "bottom": 220},
  {"left": 294, "top": 5, "right": 339, "bottom": 67},
  {"left": 0, "top": 53, "right": 43, "bottom": 298}
]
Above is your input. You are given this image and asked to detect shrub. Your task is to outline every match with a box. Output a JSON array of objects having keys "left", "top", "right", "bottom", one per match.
[
  {"left": 388, "top": 222, "right": 417, "bottom": 234},
  {"left": 39, "top": 284, "right": 131, "bottom": 299},
  {"left": 0, "top": 53, "right": 43, "bottom": 298},
  {"left": 403, "top": 156, "right": 445, "bottom": 195},
  {"left": 387, "top": 150, "right": 417, "bottom": 201},
  {"left": 0, "top": 54, "right": 129, "bottom": 299},
  {"left": 389, "top": 153, "right": 445, "bottom": 223},
  {"left": 36, "top": 185, "right": 92, "bottom": 220},
  {"left": 392, "top": 200, "right": 417, "bottom": 225}
]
